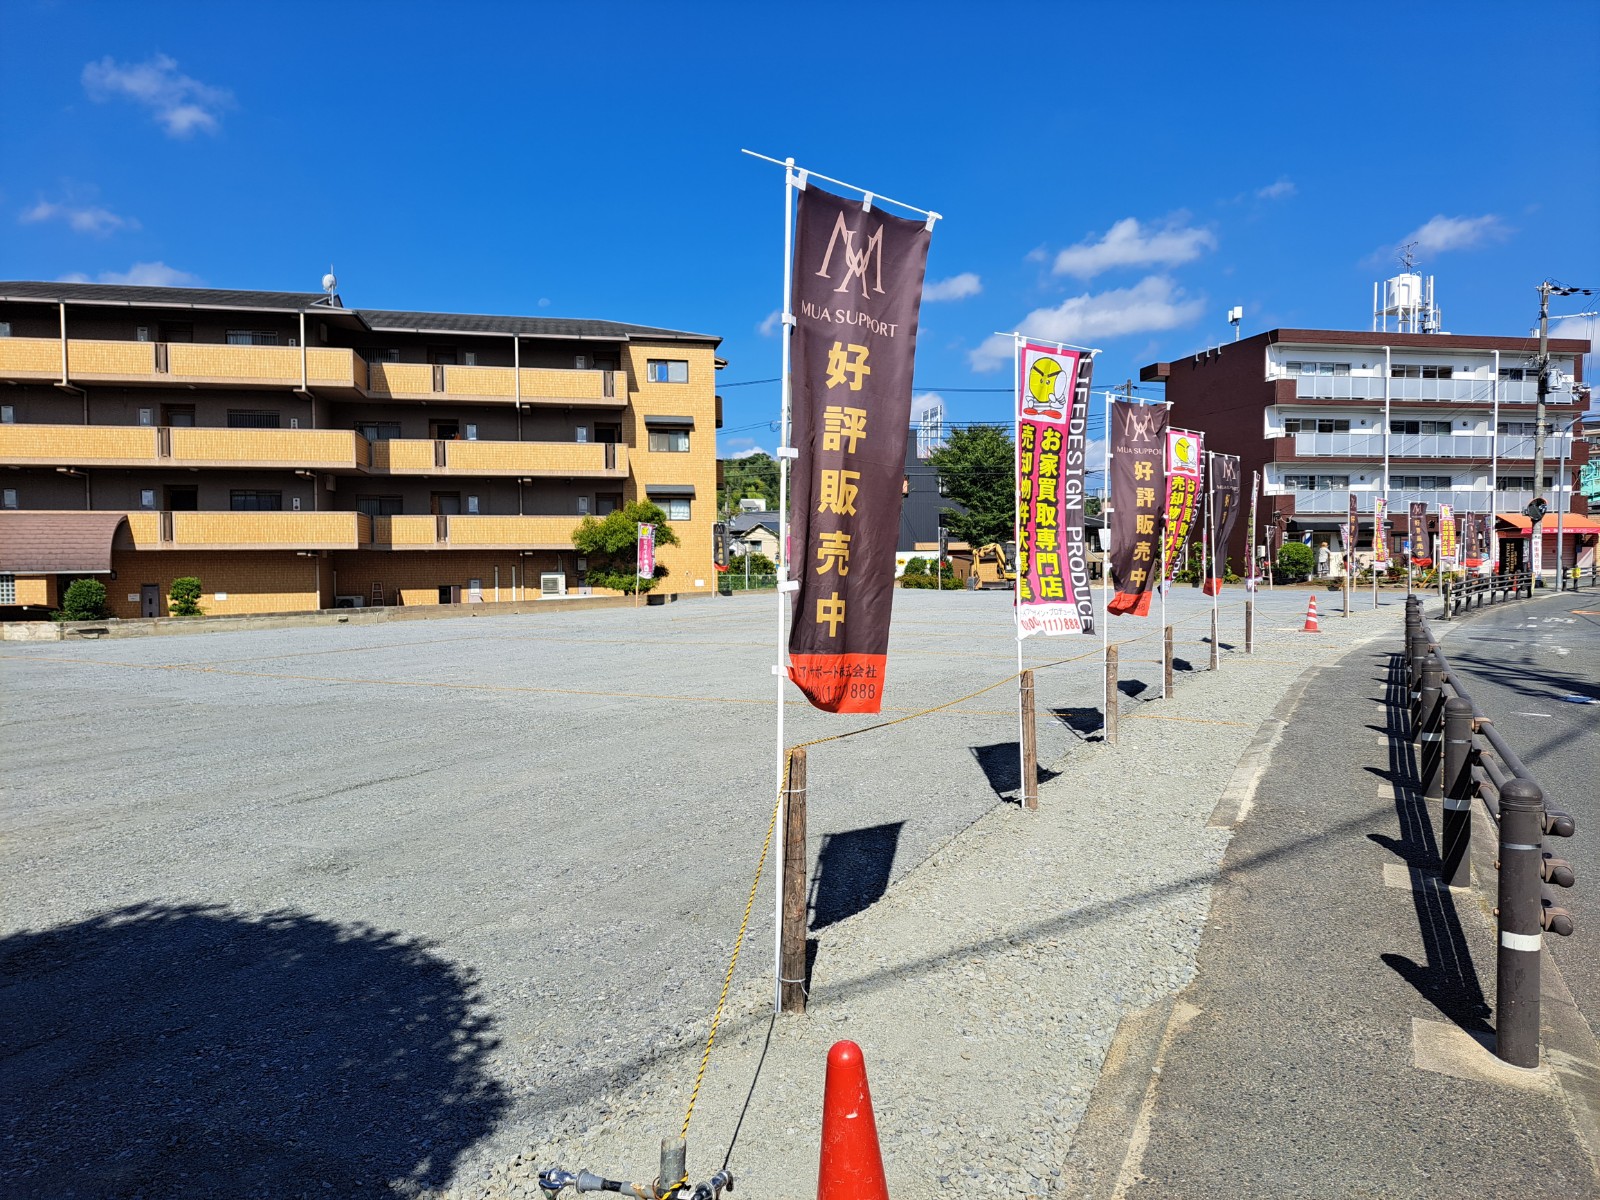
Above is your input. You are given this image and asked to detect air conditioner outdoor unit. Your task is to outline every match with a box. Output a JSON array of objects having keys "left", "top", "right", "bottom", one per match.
[
  {"left": 540, "top": 573, "right": 567, "bottom": 597},
  {"left": 333, "top": 595, "right": 365, "bottom": 608}
]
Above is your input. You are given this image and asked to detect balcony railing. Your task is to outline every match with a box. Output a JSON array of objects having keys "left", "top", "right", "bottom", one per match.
[
  {"left": 1285, "top": 431, "right": 1571, "bottom": 459},
  {"left": 366, "top": 363, "right": 625, "bottom": 405},
  {"left": 1282, "top": 488, "right": 1547, "bottom": 515},
  {"left": 123, "top": 510, "right": 371, "bottom": 549},
  {"left": 368, "top": 439, "right": 626, "bottom": 476},
  {"left": 0, "top": 423, "right": 159, "bottom": 464},
  {"left": 168, "top": 428, "right": 370, "bottom": 469},
  {"left": 371, "top": 513, "right": 580, "bottom": 548},
  {"left": 1278, "top": 374, "right": 1540, "bottom": 404}
]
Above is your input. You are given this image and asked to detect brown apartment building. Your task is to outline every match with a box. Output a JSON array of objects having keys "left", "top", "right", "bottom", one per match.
[
  {"left": 1140, "top": 322, "right": 1593, "bottom": 576},
  {"left": 0, "top": 281, "right": 722, "bottom": 618}
]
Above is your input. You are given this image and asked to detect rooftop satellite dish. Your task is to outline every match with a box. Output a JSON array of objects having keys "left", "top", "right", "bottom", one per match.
[{"left": 322, "top": 266, "right": 337, "bottom": 297}]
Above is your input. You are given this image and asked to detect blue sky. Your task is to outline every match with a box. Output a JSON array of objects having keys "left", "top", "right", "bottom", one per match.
[{"left": 4, "top": 0, "right": 1597, "bottom": 474}]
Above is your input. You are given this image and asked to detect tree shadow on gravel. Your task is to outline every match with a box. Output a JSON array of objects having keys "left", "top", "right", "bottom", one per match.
[{"left": 0, "top": 902, "right": 506, "bottom": 1199}]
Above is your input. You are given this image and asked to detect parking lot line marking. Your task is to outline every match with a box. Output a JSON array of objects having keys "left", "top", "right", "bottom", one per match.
[{"left": 1126, "top": 713, "right": 1253, "bottom": 727}]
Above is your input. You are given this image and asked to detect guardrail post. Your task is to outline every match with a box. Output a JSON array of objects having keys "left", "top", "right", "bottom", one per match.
[
  {"left": 1104, "top": 645, "right": 1119, "bottom": 746},
  {"left": 1163, "top": 625, "right": 1174, "bottom": 697},
  {"left": 1496, "top": 777, "right": 1545, "bottom": 1069},
  {"left": 1417, "top": 658, "right": 1443, "bottom": 800},
  {"left": 1408, "top": 630, "right": 1429, "bottom": 728},
  {"left": 780, "top": 747, "right": 808, "bottom": 1014},
  {"left": 1441, "top": 696, "right": 1473, "bottom": 889},
  {"left": 1020, "top": 669, "right": 1038, "bottom": 811}
]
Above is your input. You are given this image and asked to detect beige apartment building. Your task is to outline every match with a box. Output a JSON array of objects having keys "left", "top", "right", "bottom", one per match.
[{"left": 0, "top": 281, "right": 722, "bottom": 618}]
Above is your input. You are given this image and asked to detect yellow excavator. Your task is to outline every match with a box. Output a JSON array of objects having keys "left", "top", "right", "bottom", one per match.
[{"left": 973, "top": 543, "right": 1017, "bottom": 589}]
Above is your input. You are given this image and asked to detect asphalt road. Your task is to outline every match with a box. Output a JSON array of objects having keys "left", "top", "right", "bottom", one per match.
[{"left": 1437, "top": 588, "right": 1600, "bottom": 1030}]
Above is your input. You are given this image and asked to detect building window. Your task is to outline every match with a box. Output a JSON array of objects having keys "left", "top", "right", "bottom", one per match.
[
  {"left": 1391, "top": 476, "right": 1454, "bottom": 489},
  {"left": 464, "top": 424, "right": 478, "bottom": 441},
  {"left": 1497, "top": 476, "right": 1553, "bottom": 491},
  {"left": 466, "top": 495, "right": 480, "bottom": 514},
  {"left": 596, "top": 493, "right": 622, "bottom": 515},
  {"left": 577, "top": 496, "right": 590, "bottom": 515},
  {"left": 1498, "top": 367, "right": 1531, "bottom": 381},
  {"left": 0, "top": 405, "right": 12, "bottom": 424},
  {"left": 663, "top": 498, "right": 691, "bottom": 521},
  {"left": 464, "top": 351, "right": 477, "bottom": 366},
  {"left": 575, "top": 426, "right": 588, "bottom": 443},
  {"left": 647, "top": 359, "right": 689, "bottom": 384},
  {"left": 355, "top": 495, "right": 404, "bottom": 516},
  {"left": 1389, "top": 420, "right": 1451, "bottom": 435},
  {"left": 227, "top": 410, "right": 281, "bottom": 429},
  {"left": 231, "top": 490, "right": 283, "bottom": 511},
  {"left": 1284, "top": 418, "right": 1351, "bottom": 434},
  {"left": 648, "top": 429, "right": 690, "bottom": 453},
  {"left": 363, "top": 348, "right": 400, "bottom": 365},
  {"left": 1497, "top": 421, "right": 1538, "bottom": 436},
  {"left": 355, "top": 422, "right": 402, "bottom": 441},
  {"left": 136, "top": 326, "right": 149, "bottom": 342},
  {"left": 0, "top": 322, "right": 11, "bottom": 338},
  {"left": 227, "top": 330, "right": 280, "bottom": 346},
  {"left": 0, "top": 574, "right": 14, "bottom": 603},
  {"left": 137, "top": 408, "right": 154, "bottom": 426},
  {"left": 2, "top": 489, "right": 16, "bottom": 509},
  {"left": 1390, "top": 364, "right": 1455, "bottom": 379},
  {"left": 1285, "top": 360, "right": 1350, "bottom": 376},
  {"left": 140, "top": 489, "right": 156, "bottom": 509},
  {"left": 1283, "top": 474, "right": 1349, "bottom": 490}
]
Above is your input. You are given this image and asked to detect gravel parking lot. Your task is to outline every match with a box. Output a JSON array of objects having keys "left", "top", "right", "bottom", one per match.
[{"left": 2, "top": 584, "right": 1399, "bottom": 1197}]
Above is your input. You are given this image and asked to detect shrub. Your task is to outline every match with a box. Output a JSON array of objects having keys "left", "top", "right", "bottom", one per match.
[
  {"left": 902, "top": 557, "right": 929, "bottom": 577},
  {"left": 169, "top": 576, "right": 204, "bottom": 616},
  {"left": 54, "top": 578, "right": 109, "bottom": 622},
  {"left": 1276, "top": 541, "right": 1315, "bottom": 580}
]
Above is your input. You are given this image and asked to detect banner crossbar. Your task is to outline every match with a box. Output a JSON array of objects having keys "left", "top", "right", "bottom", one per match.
[
  {"left": 996, "top": 330, "right": 1103, "bottom": 356},
  {"left": 741, "top": 149, "right": 941, "bottom": 225}
]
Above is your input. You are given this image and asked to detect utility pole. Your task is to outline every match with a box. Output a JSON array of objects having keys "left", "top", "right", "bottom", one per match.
[{"left": 1535, "top": 281, "right": 1552, "bottom": 543}]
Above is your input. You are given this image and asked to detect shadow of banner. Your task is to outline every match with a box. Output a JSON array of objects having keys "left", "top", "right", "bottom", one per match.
[{"left": 1, "top": 902, "right": 505, "bottom": 1198}]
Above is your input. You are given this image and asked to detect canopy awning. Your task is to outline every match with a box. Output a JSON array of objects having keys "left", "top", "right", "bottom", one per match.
[
  {"left": 0, "top": 511, "right": 129, "bottom": 574},
  {"left": 1496, "top": 513, "right": 1600, "bottom": 535}
]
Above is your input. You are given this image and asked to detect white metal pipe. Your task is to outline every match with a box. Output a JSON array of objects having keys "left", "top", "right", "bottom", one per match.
[
  {"left": 1012, "top": 334, "right": 1025, "bottom": 791},
  {"left": 772, "top": 158, "right": 798, "bottom": 1014},
  {"left": 742, "top": 149, "right": 940, "bottom": 223},
  {"left": 1491, "top": 350, "right": 1500, "bottom": 569}
]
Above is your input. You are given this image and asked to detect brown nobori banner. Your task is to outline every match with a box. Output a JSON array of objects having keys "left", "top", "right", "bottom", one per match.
[
  {"left": 787, "top": 184, "right": 931, "bottom": 713},
  {"left": 1107, "top": 400, "right": 1168, "bottom": 617},
  {"left": 1203, "top": 452, "right": 1241, "bottom": 595},
  {"left": 1409, "top": 501, "right": 1428, "bottom": 562}
]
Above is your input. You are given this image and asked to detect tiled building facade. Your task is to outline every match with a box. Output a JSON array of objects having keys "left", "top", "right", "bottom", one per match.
[{"left": 0, "top": 282, "right": 722, "bottom": 618}]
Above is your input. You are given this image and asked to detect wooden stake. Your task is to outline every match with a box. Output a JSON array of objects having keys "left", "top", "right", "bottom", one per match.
[
  {"left": 1163, "top": 624, "right": 1174, "bottom": 697},
  {"left": 1020, "top": 669, "right": 1038, "bottom": 810},
  {"left": 780, "top": 747, "right": 808, "bottom": 1013},
  {"left": 1104, "top": 646, "right": 1119, "bottom": 745},
  {"left": 1210, "top": 609, "right": 1220, "bottom": 671},
  {"left": 1245, "top": 599, "right": 1255, "bottom": 654}
]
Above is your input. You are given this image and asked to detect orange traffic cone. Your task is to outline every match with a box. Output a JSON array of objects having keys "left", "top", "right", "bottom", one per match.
[
  {"left": 818, "top": 1040, "right": 888, "bottom": 1200},
  {"left": 1303, "top": 594, "right": 1321, "bottom": 632}
]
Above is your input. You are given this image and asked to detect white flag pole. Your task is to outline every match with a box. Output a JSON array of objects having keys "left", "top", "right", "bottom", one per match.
[
  {"left": 1101, "top": 392, "right": 1112, "bottom": 682},
  {"left": 1012, "top": 334, "right": 1025, "bottom": 798},
  {"left": 771, "top": 157, "right": 800, "bottom": 1015}
]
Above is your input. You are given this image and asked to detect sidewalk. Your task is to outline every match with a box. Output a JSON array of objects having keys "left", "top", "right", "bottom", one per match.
[{"left": 1068, "top": 633, "right": 1600, "bottom": 1198}]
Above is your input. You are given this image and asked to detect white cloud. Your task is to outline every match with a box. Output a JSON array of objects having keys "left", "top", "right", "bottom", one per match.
[
  {"left": 1398, "top": 214, "right": 1510, "bottom": 256},
  {"left": 922, "top": 273, "right": 982, "bottom": 302},
  {"left": 1256, "top": 177, "right": 1296, "bottom": 200},
  {"left": 21, "top": 200, "right": 140, "bottom": 236},
  {"left": 1086, "top": 437, "right": 1107, "bottom": 475},
  {"left": 58, "top": 261, "right": 202, "bottom": 287},
  {"left": 969, "top": 276, "right": 1206, "bottom": 371},
  {"left": 757, "top": 310, "right": 782, "bottom": 336},
  {"left": 538, "top": 297, "right": 551, "bottom": 308},
  {"left": 82, "top": 54, "right": 233, "bottom": 137},
  {"left": 1052, "top": 217, "right": 1216, "bottom": 279},
  {"left": 729, "top": 446, "right": 771, "bottom": 459}
]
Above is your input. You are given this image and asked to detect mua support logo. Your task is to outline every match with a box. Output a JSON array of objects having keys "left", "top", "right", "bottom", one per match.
[
  {"left": 1121, "top": 406, "right": 1164, "bottom": 441},
  {"left": 816, "top": 210, "right": 885, "bottom": 298}
]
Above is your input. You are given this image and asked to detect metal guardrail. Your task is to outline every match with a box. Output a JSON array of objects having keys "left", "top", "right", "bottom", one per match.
[
  {"left": 1403, "top": 596, "right": 1577, "bottom": 1068},
  {"left": 1439, "top": 570, "right": 1533, "bottom": 619}
]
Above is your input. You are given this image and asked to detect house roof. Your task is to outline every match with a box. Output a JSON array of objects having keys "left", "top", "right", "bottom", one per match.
[
  {"left": 0, "top": 281, "right": 721, "bottom": 346},
  {"left": 729, "top": 513, "right": 780, "bottom": 535},
  {"left": 0, "top": 511, "right": 129, "bottom": 574}
]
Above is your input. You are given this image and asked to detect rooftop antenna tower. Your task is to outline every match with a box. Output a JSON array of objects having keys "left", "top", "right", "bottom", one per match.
[{"left": 1372, "top": 243, "right": 1441, "bottom": 334}]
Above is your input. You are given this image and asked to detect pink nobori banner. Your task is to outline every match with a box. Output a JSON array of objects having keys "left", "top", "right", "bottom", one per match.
[
  {"left": 637, "top": 522, "right": 656, "bottom": 578},
  {"left": 1016, "top": 342, "right": 1094, "bottom": 637}
]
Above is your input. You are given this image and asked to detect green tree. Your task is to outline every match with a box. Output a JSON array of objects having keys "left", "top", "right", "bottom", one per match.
[
  {"left": 572, "top": 501, "right": 681, "bottom": 594},
  {"left": 54, "top": 577, "right": 108, "bottom": 621},
  {"left": 927, "top": 425, "right": 1015, "bottom": 547},
  {"left": 719, "top": 452, "right": 778, "bottom": 516},
  {"left": 169, "top": 576, "right": 204, "bottom": 616},
  {"left": 1276, "top": 541, "right": 1315, "bottom": 581}
]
